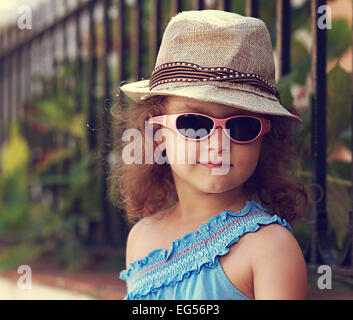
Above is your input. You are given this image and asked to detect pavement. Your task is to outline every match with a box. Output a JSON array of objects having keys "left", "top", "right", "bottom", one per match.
[
  {"left": 0, "top": 268, "right": 126, "bottom": 300},
  {"left": 0, "top": 276, "right": 94, "bottom": 300}
]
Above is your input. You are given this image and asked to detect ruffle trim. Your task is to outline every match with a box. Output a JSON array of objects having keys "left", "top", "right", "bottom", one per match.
[
  {"left": 120, "top": 200, "right": 253, "bottom": 279},
  {"left": 119, "top": 201, "right": 292, "bottom": 299}
]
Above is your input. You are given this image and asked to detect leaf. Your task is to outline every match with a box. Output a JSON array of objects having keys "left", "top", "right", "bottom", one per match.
[
  {"left": 327, "top": 19, "right": 352, "bottom": 60},
  {"left": 326, "top": 165, "right": 351, "bottom": 250},
  {"left": 1, "top": 123, "right": 29, "bottom": 177},
  {"left": 327, "top": 64, "right": 352, "bottom": 157},
  {"left": 277, "top": 72, "right": 297, "bottom": 109},
  {"left": 68, "top": 114, "right": 86, "bottom": 138},
  {"left": 290, "top": 36, "right": 311, "bottom": 85}
]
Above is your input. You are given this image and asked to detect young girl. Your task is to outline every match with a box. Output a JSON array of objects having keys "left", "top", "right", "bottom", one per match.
[{"left": 113, "top": 10, "right": 309, "bottom": 300}]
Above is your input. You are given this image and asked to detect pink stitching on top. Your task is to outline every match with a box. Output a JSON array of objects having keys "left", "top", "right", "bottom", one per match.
[{"left": 134, "top": 210, "right": 264, "bottom": 279}]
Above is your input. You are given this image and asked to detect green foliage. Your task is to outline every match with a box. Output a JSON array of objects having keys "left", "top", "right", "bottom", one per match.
[
  {"left": 0, "top": 243, "right": 45, "bottom": 271},
  {"left": 325, "top": 63, "right": 352, "bottom": 258},
  {"left": 326, "top": 64, "right": 352, "bottom": 156},
  {"left": 269, "top": 3, "right": 353, "bottom": 262},
  {"left": 1, "top": 124, "right": 30, "bottom": 177},
  {"left": 307, "top": 63, "right": 352, "bottom": 255},
  {"left": 0, "top": 123, "right": 30, "bottom": 235},
  {"left": 327, "top": 19, "right": 352, "bottom": 60},
  {"left": 0, "top": 62, "right": 101, "bottom": 271}
]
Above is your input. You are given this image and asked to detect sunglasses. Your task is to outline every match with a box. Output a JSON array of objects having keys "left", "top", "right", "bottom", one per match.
[{"left": 148, "top": 112, "right": 271, "bottom": 144}]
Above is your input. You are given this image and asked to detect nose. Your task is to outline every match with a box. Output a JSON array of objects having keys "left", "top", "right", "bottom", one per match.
[{"left": 208, "top": 126, "right": 229, "bottom": 154}]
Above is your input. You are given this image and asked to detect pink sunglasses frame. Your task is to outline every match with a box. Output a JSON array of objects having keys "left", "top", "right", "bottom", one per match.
[{"left": 148, "top": 112, "right": 271, "bottom": 144}]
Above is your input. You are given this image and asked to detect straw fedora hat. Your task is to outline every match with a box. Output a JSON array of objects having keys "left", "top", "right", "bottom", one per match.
[{"left": 119, "top": 10, "right": 302, "bottom": 123}]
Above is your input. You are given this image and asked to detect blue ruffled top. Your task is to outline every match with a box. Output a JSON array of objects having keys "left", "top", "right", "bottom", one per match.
[{"left": 119, "top": 200, "right": 292, "bottom": 300}]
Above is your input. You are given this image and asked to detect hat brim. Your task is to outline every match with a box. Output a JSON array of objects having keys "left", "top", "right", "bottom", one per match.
[{"left": 119, "top": 80, "right": 303, "bottom": 124}]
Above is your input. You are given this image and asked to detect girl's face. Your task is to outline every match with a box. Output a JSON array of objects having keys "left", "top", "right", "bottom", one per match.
[{"left": 161, "top": 96, "right": 263, "bottom": 195}]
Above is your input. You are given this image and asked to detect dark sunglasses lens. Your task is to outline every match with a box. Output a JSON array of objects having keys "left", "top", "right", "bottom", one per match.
[
  {"left": 226, "top": 117, "right": 261, "bottom": 141},
  {"left": 176, "top": 114, "right": 213, "bottom": 139}
]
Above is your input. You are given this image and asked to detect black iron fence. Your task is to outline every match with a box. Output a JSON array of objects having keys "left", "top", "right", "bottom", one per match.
[{"left": 0, "top": 0, "right": 352, "bottom": 275}]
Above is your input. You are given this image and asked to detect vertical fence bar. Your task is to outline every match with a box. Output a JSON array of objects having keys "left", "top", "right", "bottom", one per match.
[
  {"left": 0, "top": 70, "right": 3, "bottom": 148},
  {"left": 308, "top": 0, "right": 318, "bottom": 266},
  {"left": 62, "top": 1, "right": 71, "bottom": 178},
  {"left": 310, "top": 0, "right": 335, "bottom": 266},
  {"left": 24, "top": 42, "right": 31, "bottom": 113},
  {"left": 11, "top": 51, "right": 15, "bottom": 122},
  {"left": 86, "top": 1, "right": 99, "bottom": 244},
  {"left": 116, "top": 0, "right": 126, "bottom": 89},
  {"left": 51, "top": 0, "right": 58, "bottom": 94},
  {"left": 0, "top": 33, "right": 4, "bottom": 148},
  {"left": 75, "top": 10, "right": 82, "bottom": 112},
  {"left": 72, "top": 2, "right": 83, "bottom": 241},
  {"left": 349, "top": 210, "right": 353, "bottom": 268},
  {"left": 18, "top": 44, "right": 24, "bottom": 121},
  {"left": 351, "top": 1, "right": 353, "bottom": 269},
  {"left": 150, "top": 0, "right": 162, "bottom": 71},
  {"left": 172, "top": 0, "right": 183, "bottom": 15},
  {"left": 15, "top": 47, "right": 22, "bottom": 121},
  {"left": 115, "top": 0, "right": 129, "bottom": 246},
  {"left": 194, "top": 0, "right": 204, "bottom": 10},
  {"left": 63, "top": 0, "right": 69, "bottom": 67},
  {"left": 131, "top": 0, "right": 143, "bottom": 81},
  {"left": 13, "top": 26, "right": 18, "bottom": 121},
  {"left": 276, "top": 0, "right": 291, "bottom": 78},
  {"left": 22, "top": 42, "right": 30, "bottom": 150},
  {"left": 2, "top": 30, "right": 7, "bottom": 139},
  {"left": 6, "top": 28, "right": 11, "bottom": 123},
  {"left": 246, "top": 0, "right": 259, "bottom": 17},
  {"left": 7, "top": 29, "right": 13, "bottom": 126},
  {"left": 343, "top": 1, "right": 353, "bottom": 270},
  {"left": 4, "top": 29, "right": 10, "bottom": 144},
  {"left": 218, "top": 0, "right": 231, "bottom": 11},
  {"left": 87, "top": 2, "right": 98, "bottom": 152},
  {"left": 100, "top": 0, "right": 113, "bottom": 245},
  {"left": 12, "top": 27, "right": 18, "bottom": 122}
]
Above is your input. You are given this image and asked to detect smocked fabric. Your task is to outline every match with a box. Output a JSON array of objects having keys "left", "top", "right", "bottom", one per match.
[{"left": 119, "top": 200, "right": 292, "bottom": 300}]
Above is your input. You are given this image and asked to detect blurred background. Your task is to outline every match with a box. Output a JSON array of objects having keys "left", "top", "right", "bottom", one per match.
[{"left": 0, "top": 0, "right": 352, "bottom": 299}]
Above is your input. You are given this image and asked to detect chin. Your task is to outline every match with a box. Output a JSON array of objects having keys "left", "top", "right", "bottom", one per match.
[{"left": 198, "top": 179, "right": 240, "bottom": 194}]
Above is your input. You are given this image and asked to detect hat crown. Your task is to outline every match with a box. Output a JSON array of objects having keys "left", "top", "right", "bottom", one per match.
[
  {"left": 155, "top": 10, "right": 276, "bottom": 87},
  {"left": 119, "top": 10, "right": 303, "bottom": 123}
]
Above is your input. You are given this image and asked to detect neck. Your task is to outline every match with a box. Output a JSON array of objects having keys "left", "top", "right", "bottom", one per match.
[{"left": 170, "top": 176, "right": 249, "bottom": 225}]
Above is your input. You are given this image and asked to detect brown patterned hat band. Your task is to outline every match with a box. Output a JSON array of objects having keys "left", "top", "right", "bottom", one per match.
[{"left": 149, "top": 62, "right": 282, "bottom": 103}]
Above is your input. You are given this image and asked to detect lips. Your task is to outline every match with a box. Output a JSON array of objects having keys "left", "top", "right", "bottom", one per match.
[{"left": 197, "top": 162, "right": 232, "bottom": 168}]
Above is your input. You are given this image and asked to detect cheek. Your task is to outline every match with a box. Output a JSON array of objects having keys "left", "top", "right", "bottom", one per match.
[
  {"left": 163, "top": 130, "right": 199, "bottom": 178},
  {"left": 164, "top": 129, "right": 199, "bottom": 164},
  {"left": 231, "top": 142, "right": 261, "bottom": 174}
]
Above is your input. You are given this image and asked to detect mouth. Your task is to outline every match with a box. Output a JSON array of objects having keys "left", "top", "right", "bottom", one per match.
[{"left": 197, "top": 162, "right": 233, "bottom": 169}]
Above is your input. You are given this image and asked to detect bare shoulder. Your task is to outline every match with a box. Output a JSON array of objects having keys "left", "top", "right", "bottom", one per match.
[
  {"left": 125, "top": 211, "right": 167, "bottom": 269},
  {"left": 244, "top": 223, "right": 304, "bottom": 266},
  {"left": 246, "top": 223, "right": 308, "bottom": 299},
  {"left": 246, "top": 223, "right": 296, "bottom": 247}
]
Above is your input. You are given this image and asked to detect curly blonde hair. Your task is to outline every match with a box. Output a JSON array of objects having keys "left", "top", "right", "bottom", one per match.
[{"left": 109, "top": 95, "right": 309, "bottom": 225}]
